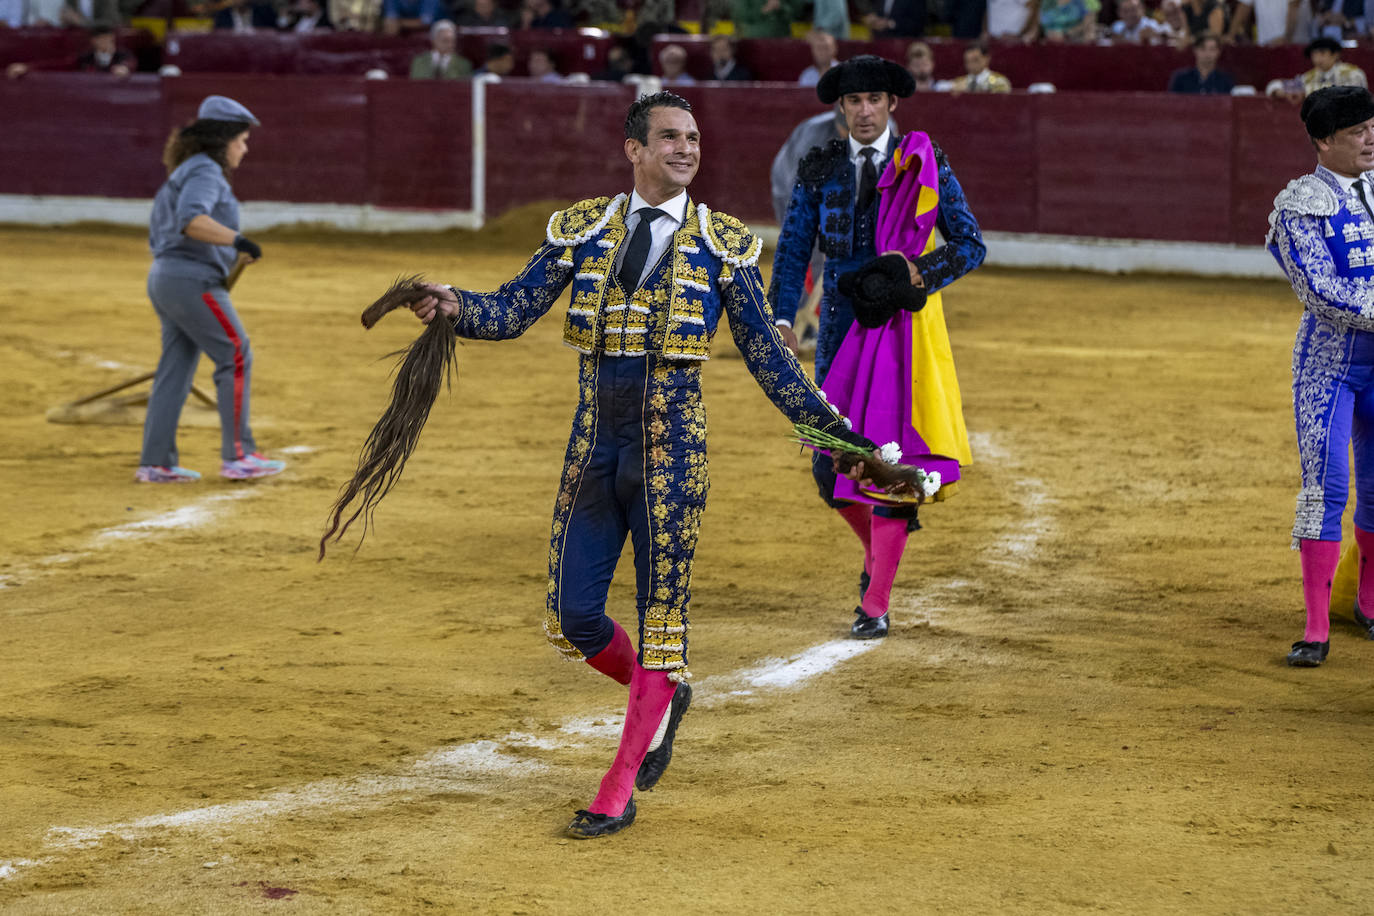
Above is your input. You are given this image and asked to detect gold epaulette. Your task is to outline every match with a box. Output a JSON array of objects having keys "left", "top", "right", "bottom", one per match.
[
  {"left": 546, "top": 194, "right": 625, "bottom": 247},
  {"left": 697, "top": 204, "right": 762, "bottom": 269}
]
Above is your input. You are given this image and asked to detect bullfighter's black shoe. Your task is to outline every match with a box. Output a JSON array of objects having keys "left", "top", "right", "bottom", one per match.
[{"left": 566, "top": 796, "right": 636, "bottom": 839}]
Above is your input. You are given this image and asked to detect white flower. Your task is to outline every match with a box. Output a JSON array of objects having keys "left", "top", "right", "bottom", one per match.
[
  {"left": 920, "top": 471, "right": 941, "bottom": 498},
  {"left": 878, "top": 442, "right": 903, "bottom": 464}
]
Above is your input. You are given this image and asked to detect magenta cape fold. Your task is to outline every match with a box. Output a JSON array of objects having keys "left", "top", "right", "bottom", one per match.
[{"left": 821, "top": 131, "right": 964, "bottom": 505}]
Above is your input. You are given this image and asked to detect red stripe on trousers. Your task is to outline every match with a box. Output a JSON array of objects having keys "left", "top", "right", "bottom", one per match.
[{"left": 201, "top": 291, "right": 245, "bottom": 460}]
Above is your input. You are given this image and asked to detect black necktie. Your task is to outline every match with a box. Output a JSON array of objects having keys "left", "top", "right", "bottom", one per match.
[
  {"left": 1356, "top": 180, "right": 1374, "bottom": 221},
  {"left": 857, "top": 148, "right": 879, "bottom": 213},
  {"left": 618, "top": 207, "right": 666, "bottom": 291}
]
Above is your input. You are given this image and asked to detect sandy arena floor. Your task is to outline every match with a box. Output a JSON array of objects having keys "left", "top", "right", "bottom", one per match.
[{"left": 1, "top": 213, "right": 1372, "bottom": 914}]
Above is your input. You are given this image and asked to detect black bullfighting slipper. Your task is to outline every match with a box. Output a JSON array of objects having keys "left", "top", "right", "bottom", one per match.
[
  {"left": 635, "top": 682, "right": 692, "bottom": 791},
  {"left": 1286, "top": 640, "right": 1329, "bottom": 668},
  {"left": 1355, "top": 603, "right": 1374, "bottom": 639},
  {"left": 851, "top": 605, "right": 889, "bottom": 640},
  {"left": 566, "top": 796, "right": 636, "bottom": 839}
]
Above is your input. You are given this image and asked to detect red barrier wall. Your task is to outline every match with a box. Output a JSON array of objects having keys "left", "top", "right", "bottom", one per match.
[{"left": 0, "top": 74, "right": 1318, "bottom": 245}]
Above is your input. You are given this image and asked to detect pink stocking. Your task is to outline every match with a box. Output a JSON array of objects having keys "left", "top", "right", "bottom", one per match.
[
  {"left": 863, "top": 515, "right": 910, "bottom": 618},
  {"left": 836, "top": 502, "right": 874, "bottom": 576},
  {"left": 1356, "top": 528, "right": 1374, "bottom": 617},
  {"left": 585, "top": 619, "right": 634, "bottom": 686},
  {"left": 586, "top": 663, "right": 675, "bottom": 816},
  {"left": 1300, "top": 538, "right": 1341, "bottom": 643}
]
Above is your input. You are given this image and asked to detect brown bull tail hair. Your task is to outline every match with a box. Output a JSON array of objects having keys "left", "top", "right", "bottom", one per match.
[{"left": 319, "top": 275, "right": 457, "bottom": 560}]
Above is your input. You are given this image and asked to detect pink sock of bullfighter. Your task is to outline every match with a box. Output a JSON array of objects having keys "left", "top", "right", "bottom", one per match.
[
  {"left": 1300, "top": 538, "right": 1340, "bottom": 643},
  {"left": 863, "top": 515, "right": 910, "bottom": 618},
  {"left": 1355, "top": 527, "right": 1374, "bottom": 617},
  {"left": 836, "top": 502, "right": 874, "bottom": 576},
  {"left": 585, "top": 619, "right": 634, "bottom": 686},
  {"left": 587, "top": 663, "right": 675, "bottom": 816}
]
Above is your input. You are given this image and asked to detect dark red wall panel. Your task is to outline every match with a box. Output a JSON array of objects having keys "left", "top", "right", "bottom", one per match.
[
  {"left": 366, "top": 79, "right": 473, "bottom": 209},
  {"left": 1230, "top": 95, "right": 1317, "bottom": 246},
  {"left": 0, "top": 78, "right": 1335, "bottom": 247},
  {"left": 0, "top": 73, "right": 166, "bottom": 197},
  {"left": 1035, "top": 93, "right": 1232, "bottom": 242},
  {"left": 483, "top": 81, "right": 633, "bottom": 210}
]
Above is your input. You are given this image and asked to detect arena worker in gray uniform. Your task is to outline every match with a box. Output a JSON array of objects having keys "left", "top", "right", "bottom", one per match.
[{"left": 137, "top": 95, "right": 286, "bottom": 483}]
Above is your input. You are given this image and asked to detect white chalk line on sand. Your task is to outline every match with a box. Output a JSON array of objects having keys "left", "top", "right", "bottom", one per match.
[
  {"left": 0, "top": 639, "right": 880, "bottom": 881},
  {"left": 1, "top": 445, "right": 313, "bottom": 591},
  {"left": 1, "top": 430, "right": 1053, "bottom": 881}
]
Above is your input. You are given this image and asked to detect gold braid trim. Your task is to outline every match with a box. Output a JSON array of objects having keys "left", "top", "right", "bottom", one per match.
[
  {"left": 547, "top": 194, "right": 625, "bottom": 247},
  {"left": 697, "top": 203, "right": 762, "bottom": 284}
]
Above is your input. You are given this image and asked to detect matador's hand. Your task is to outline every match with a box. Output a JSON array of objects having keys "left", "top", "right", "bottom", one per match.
[{"left": 412, "top": 283, "right": 460, "bottom": 325}]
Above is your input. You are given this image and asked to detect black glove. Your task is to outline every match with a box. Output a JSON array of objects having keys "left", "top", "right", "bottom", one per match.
[
  {"left": 233, "top": 234, "right": 262, "bottom": 259},
  {"left": 838, "top": 254, "right": 926, "bottom": 328}
]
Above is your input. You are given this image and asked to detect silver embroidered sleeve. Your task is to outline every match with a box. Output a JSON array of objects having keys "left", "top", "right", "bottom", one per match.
[
  {"left": 1275, "top": 213, "right": 1374, "bottom": 332},
  {"left": 725, "top": 264, "right": 850, "bottom": 433},
  {"left": 451, "top": 244, "right": 575, "bottom": 340}
]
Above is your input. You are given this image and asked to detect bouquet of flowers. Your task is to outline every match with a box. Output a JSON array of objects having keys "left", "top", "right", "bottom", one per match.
[{"left": 792, "top": 423, "right": 941, "bottom": 503}]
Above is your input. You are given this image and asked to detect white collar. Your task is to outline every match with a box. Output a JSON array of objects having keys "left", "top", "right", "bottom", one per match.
[
  {"left": 627, "top": 188, "right": 688, "bottom": 225},
  {"left": 1329, "top": 171, "right": 1369, "bottom": 194},
  {"left": 849, "top": 127, "right": 892, "bottom": 162}
]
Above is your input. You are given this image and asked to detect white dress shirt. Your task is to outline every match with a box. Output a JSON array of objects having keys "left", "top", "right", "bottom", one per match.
[
  {"left": 1332, "top": 171, "right": 1374, "bottom": 216},
  {"left": 849, "top": 127, "right": 892, "bottom": 190},
  {"left": 617, "top": 188, "right": 689, "bottom": 290}
]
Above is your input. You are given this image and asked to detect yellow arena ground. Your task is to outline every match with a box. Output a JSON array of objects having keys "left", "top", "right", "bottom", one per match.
[{"left": 2, "top": 213, "right": 1371, "bottom": 913}]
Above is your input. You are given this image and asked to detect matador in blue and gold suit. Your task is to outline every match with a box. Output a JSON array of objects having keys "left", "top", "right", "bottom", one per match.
[
  {"left": 1267, "top": 85, "right": 1374, "bottom": 668},
  {"left": 447, "top": 192, "right": 866, "bottom": 679}
]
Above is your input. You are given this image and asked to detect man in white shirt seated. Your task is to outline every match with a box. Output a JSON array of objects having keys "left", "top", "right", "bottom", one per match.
[{"left": 1110, "top": 0, "right": 1166, "bottom": 41}]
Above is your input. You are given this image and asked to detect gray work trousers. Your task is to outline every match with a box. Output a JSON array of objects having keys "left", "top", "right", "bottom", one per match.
[{"left": 139, "top": 265, "right": 256, "bottom": 466}]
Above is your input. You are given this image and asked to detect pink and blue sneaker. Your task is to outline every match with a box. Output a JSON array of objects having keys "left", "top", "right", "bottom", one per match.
[
  {"left": 134, "top": 465, "right": 201, "bottom": 483},
  {"left": 220, "top": 452, "right": 286, "bottom": 480}
]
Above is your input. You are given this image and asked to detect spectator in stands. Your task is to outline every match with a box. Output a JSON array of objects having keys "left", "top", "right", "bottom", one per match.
[
  {"left": 279, "top": 0, "right": 333, "bottom": 30},
  {"left": 1266, "top": 37, "right": 1368, "bottom": 99},
  {"left": 798, "top": 29, "right": 838, "bottom": 88},
  {"left": 1040, "top": 0, "right": 1093, "bottom": 40},
  {"left": 60, "top": 0, "right": 125, "bottom": 27},
  {"left": 1181, "top": 0, "right": 1226, "bottom": 37},
  {"left": 1168, "top": 32, "right": 1235, "bottom": 92},
  {"left": 455, "top": 0, "right": 512, "bottom": 26},
  {"left": 214, "top": 0, "right": 277, "bottom": 30},
  {"left": 905, "top": 39, "right": 939, "bottom": 90},
  {"left": 1315, "top": 0, "right": 1369, "bottom": 41},
  {"left": 477, "top": 41, "right": 516, "bottom": 74},
  {"left": 657, "top": 42, "right": 695, "bottom": 84},
  {"left": 527, "top": 47, "right": 564, "bottom": 81},
  {"left": 1156, "top": 0, "right": 1191, "bottom": 45},
  {"left": 330, "top": 0, "right": 383, "bottom": 30},
  {"left": 1227, "top": 0, "right": 1311, "bottom": 44},
  {"left": 814, "top": 0, "right": 849, "bottom": 36},
  {"left": 594, "top": 44, "right": 634, "bottom": 80},
  {"left": 947, "top": 0, "right": 984, "bottom": 37},
  {"left": 731, "top": 0, "right": 800, "bottom": 38},
  {"left": 861, "top": 0, "right": 925, "bottom": 36},
  {"left": 985, "top": 0, "right": 1040, "bottom": 41},
  {"left": 76, "top": 25, "right": 132, "bottom": 71},
  {"left": 950, "top": 42, "right": 1010, "bottom": 92},
  {"left": 521, "top": 0, "right": 574, "bottom": 28},
  {"left": 382, "top": 0, "right": 444, "bottom": 35},
  {"left": 1111, "top": 0, "right": 1165, "bottom": 41},
  {"left": 7, "top": 23, "right": 132, "bottom": 77},
  {"left": 709, "top": 35, "right": 753, "bottom": 80},
  {"left": 410, "top": 20, "right": 472, "bottom": 78}
]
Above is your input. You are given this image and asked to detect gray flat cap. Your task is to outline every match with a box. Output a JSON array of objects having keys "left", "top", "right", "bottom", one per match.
[{"left": 197, "top": 95, "right": 260, "bottom": 126}]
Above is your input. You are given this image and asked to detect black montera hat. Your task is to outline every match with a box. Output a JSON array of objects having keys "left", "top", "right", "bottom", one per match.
[
  {"left": 816, "top": 54, "right": 915, "bottom": 105},
  {"left": 1301, "top": 85, "right": 1374, "bottom": 139},
  {"left": 1304, "top": 37, "right": 1343, "bottom": 58},
  {"left": 837, "top": 254, "right": 927, "bottom": 328}
]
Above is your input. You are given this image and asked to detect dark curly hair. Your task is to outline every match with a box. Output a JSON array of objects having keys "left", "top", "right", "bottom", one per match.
[
  {"left": 161, "top": 118, "right": 251, "bottom": 178},
  {"left": 624, "top": 91, "right": 692, "bottom": 145}
]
